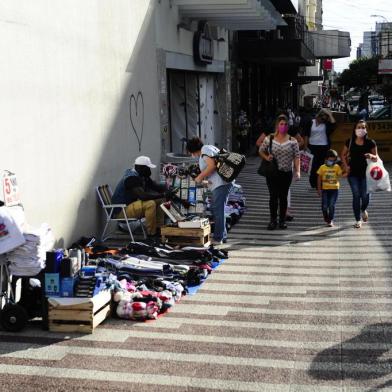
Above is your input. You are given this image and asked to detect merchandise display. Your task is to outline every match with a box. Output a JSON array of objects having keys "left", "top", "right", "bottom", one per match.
[
  {"left": 0, "top": 165, "right": 244, "bottom": 333},
  {"left": 160, "top": 162, "right": 246, "bottom": 234}
]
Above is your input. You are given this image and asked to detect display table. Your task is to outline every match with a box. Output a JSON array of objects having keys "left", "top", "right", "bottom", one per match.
[
  {"left": 160, "top": 225, "right": 211, "bottom": 247},
  {"left": 47, "top": 289, "right": 111, "bottom": 333}
]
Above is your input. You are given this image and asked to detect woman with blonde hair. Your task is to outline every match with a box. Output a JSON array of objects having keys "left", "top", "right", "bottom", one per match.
[{"left": 259, "top": 115, "right": 300, "bottom": 230}]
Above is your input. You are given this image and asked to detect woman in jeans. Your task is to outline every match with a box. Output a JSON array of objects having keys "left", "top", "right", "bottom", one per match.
[
  {"left": 259, "top": 115, "right": 300, "bottom": 230},
  {"left": 186, "top": 137, "right": 233, "bottom": 245},
  {"left": 304, "top": 109, "right": 336, "bottom": 189},
  {"left": 341, "top": 120, "right": 378, "bottom": 228}
]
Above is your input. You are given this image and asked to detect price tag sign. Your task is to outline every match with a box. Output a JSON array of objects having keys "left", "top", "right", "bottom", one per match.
[{"left": 2, "top": 173, "right": 21, "bottom": 207}]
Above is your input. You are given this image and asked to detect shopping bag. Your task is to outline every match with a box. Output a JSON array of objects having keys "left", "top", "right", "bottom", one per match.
[
  {"left": 300, "top": 150, "right": 314, "bottom": 175},
  {"left": 0, "top": 206, "right": 26, "bottom": 254},
  {"left": 366, "top": 158, "right": 391, "bottom": 193}
]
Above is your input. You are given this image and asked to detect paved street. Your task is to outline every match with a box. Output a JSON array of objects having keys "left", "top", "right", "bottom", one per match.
[{"left": 1, "top": 157, "right": 392, "bottom": 391}]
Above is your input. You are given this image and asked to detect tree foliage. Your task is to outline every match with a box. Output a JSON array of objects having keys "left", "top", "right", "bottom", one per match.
[{"left": 337, "top": 57, "right": 380, "bottom": 89}]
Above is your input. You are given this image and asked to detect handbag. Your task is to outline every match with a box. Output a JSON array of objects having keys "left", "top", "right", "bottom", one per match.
[{"left": 257, "top": 135, "right": 279, "bottom": 177}]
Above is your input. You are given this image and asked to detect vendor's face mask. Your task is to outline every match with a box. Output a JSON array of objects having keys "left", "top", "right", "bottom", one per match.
[{"left": 135, "top": 165, "right": 151, "bottom": 177}]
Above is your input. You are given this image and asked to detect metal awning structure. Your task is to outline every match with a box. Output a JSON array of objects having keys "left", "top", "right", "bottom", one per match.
[{"left": 173, "top": 0, "right": 286, "bottom": 30}]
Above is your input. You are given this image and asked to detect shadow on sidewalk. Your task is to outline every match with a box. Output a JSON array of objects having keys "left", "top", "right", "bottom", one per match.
[{"left": 309, "top": 323, "right": 392, "bottom": 389}]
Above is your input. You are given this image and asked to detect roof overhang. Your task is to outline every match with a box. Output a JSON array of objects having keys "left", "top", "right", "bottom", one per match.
[
  {"left": 269, "top": 0, "right": 297, "bottom": 14},
  {"left": 173, "top": 0, "right": 286, "bottom": 30}
]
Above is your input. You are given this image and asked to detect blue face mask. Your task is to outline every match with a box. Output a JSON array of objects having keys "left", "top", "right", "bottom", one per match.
[{"left": 326, "top": 160, "right": 335, "bottom": 167}]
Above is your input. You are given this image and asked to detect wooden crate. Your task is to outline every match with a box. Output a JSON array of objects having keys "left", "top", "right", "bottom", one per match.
[
  {"left": 48, "top": 290, "right": 111, "bottom": 334},
  {"left": 160, "top": 225, "right": 211, "bottom": 247}
]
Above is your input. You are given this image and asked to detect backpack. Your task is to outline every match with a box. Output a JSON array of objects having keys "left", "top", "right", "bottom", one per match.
[{"left": 214, "top": 149, "right": 246, "bottom": 182}]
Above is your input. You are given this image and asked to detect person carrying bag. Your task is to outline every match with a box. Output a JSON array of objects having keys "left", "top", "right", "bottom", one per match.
[
  {"left": 340, "top": 119, "right": 378, "bottom": 228},
  {"left": 257, "top": 136, "right": 278, "bottom": 177},
  {"left": 258, "top": 114, "right": 300, "bottom": 230}
]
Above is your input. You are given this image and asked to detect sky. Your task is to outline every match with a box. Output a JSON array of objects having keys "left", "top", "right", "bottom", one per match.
[{"left": 321, "top": 0, "right": 392, "bottom": 73}]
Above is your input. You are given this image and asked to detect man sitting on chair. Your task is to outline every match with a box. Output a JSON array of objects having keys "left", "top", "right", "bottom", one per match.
[{"left": 112, "top": 156, "right": 167, "bottom": 237}]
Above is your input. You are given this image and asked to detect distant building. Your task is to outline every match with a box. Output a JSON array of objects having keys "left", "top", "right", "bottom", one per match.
[
  {"left": 376, "top": 22, "right": 392, "bottom": 58},
  {"left": 362, "top": 31, "right": 377, "bottom": 58},
  {"left": 357, "top": 43, "right": 363, "bottom": 59}
]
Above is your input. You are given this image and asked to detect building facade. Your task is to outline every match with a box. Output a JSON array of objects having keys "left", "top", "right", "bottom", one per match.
[{"left": 0, "top": 0, "right": 283, "bottom": 245}]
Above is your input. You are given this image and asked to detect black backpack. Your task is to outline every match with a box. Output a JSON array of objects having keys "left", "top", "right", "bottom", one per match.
[{"left": 214, "top": 149, "right": 246, "bottom": 182}]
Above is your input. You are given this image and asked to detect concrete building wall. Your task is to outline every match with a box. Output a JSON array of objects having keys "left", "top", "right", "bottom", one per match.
[
  {"left": 298, "top": 0, "right": 322, "bottom": 103},
  {"left": 0, "top": 0, "right": 160, "bottom": 246}
]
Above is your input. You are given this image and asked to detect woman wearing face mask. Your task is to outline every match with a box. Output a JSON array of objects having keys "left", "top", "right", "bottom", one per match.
[
  {"left": 303, "top": 109, "right": 336, "bottom": 189},
  {"left": 259, "top": 115, "right": 300, "bottom": 230},
  {"left": 341, "top": 120, "right": 378, "bottom": 228}
]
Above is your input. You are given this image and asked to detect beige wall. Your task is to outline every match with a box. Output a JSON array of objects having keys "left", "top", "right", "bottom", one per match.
[{"left": 0, "top": 0, "right": 160, "bottom": 245}]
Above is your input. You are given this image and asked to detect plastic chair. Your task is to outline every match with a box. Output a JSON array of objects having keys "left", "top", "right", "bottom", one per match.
[{"left": 96, "top": 185, "right": 146, "bottom": 242}]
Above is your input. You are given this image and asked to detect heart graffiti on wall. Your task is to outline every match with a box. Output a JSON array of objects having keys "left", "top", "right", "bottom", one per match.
[{"left": 129, "top": 91, "right": 144, "bottom": 152}]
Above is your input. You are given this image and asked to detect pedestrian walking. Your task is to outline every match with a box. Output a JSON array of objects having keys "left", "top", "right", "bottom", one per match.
[
  {"left": 256, "top": 110, "right": 303, "bottom": 222},
  {"left": 341, "top": 120, "right": 378, "bottom": 228},
  {"left": 259, "top": 114, "right": 300, "bottom": 230},
  {"left": 316, "top": 149, "right": 344, "bottom": 227},
  {"left": 303, "top": 109, "right": 336, "bottom": 189}
]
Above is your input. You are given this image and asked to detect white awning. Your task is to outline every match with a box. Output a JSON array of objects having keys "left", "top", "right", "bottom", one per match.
[{"left": 173, "top": 0, "right": 286, "bottom": 30}]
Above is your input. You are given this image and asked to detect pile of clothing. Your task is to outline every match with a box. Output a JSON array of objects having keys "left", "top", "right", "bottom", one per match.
[
  {"left": 7, "top": 223, "right": 55, "bottom": 276},
  {"left": 83, "top": 240, "right": 228, "bottom": 321},
  {"left": 112, "top": 277, "right": 184, "bottom": 321}
]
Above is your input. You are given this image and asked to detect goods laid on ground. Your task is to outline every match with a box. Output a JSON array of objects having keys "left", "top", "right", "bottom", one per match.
[
  {"left": 0, "top": 167, "right": 244, "bottom": 334},
  {"left": 0, "top": 211, "right": 228, "bottom": 332}
]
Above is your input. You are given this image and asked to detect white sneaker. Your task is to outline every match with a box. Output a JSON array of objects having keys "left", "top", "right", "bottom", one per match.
[
  {"left": 354, "top": 221, "right": 362, "bottom": 229},
  {"left": 362, "top": 210, "right": 368, "bottom": 222},
  {"left": 328, "top": 221, "right": 334, "bottom": 227},
  {"left": 211, "top": 239, "right": 223, "bottom": 246}
]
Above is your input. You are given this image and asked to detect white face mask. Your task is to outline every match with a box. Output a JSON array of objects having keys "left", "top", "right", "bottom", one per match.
[{"left": 355, "top": 128, "right": 367, "bottom": 138}]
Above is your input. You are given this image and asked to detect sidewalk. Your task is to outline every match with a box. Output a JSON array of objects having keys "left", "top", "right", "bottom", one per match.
[{"left": 0, "top": 157, "right": 391, "bottom": 391}]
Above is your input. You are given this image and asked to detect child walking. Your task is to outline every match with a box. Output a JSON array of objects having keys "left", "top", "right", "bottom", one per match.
[{"left": 317, "top": 149, "right": 344, "bottom": 227}]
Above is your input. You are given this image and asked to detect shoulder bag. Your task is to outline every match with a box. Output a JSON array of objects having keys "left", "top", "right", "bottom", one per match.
[{"left": 257, "top": 135, "right": 279, "bottom": 177}]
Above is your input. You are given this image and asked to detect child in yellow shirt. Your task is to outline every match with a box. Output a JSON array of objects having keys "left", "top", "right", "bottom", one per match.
[{"left": 317, "top": 149, "right": 345, "bottom": 227}]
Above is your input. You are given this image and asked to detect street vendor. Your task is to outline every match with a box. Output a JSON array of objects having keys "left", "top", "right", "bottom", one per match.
[{"left": 112, "top": 156, "right": 170, "bottom": 237}]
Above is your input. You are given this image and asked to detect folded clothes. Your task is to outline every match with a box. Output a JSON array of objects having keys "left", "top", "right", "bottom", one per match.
[{"left": 7, "top": 223, "right": 54, "bottom": 276}]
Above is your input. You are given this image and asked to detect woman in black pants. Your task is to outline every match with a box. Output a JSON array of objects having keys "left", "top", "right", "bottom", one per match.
[
  {"left": 304, "top": 109, "right": 336, "bottom": 188},
  {"left": 259, "top": 115, "right": 301, "bottom": 230}
]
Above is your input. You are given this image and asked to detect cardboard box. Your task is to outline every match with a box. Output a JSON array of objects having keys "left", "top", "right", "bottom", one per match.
[
  {"left": 45, "top": 273, "right": 60, "bottom": 297},
  {"left": 60, "top": 277, "right": 77, "bottom": 297}
]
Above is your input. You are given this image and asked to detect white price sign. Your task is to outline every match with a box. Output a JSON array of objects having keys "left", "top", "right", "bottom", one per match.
[{"left": 2, "top": 173, "right": 21, "bottom": 207}]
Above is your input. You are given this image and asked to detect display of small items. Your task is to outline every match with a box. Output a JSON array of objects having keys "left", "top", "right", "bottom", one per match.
[
  {"left": 161, "top": 163, "right": 206, "bottom": 215},
  {"left": 44, "top": 249, "right": 108, "bottom": 298}
]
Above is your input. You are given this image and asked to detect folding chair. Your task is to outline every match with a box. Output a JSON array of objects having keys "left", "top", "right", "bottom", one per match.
[{"left": 96, "top": 185, "right": 146, "bottom": 242}]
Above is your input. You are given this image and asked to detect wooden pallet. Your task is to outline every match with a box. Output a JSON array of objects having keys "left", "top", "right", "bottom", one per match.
[
  {"left": 160, "top": 225, "right": 211, "bottom": 247},
  {"left": 48, "top": 290, "right": 111, "bottom": 333}
]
